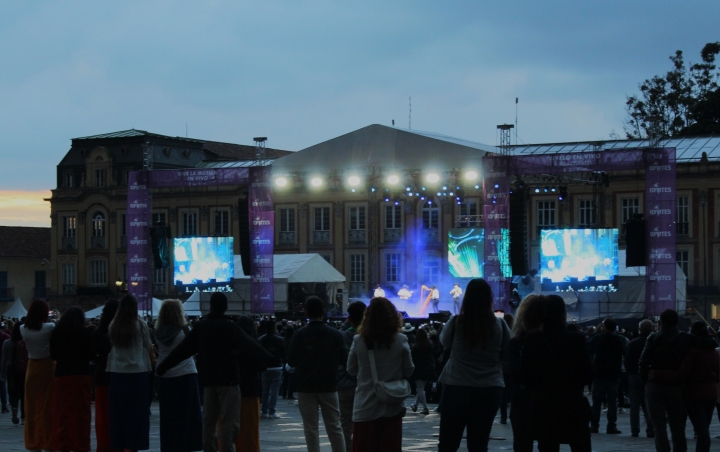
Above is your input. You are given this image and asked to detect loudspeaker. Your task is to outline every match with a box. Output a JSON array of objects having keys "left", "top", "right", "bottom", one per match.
[
  {"left": 509, "top": 190, "right": 528, "bottom": 275},
  {"left": 625, "top": 219, "right": 646, "bottom": 266},
  {"left": 238, "top": 198, "right": 250, "bottom": 275},
  {"left": 429, "top": 311, "right": 452, "bottom": 323},
  {"left": 150, "top": 224, "right": 172, "bottom": 269}
]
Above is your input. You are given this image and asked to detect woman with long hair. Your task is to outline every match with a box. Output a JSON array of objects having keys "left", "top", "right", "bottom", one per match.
[
  {"left": 49, "top": 306, "right": 94, "bottom": 451},
  {"left": 347, "top": 297, "right": 415, "bottom": 452},
  {"left": 20, "top": 298, "right": 55, "bottom": 450},
  {"left": 155, "top": 299, "right": 202, "bottom": 452},
  {"left": 683, "top": 320, "right": 719, "bottom": 452},
  {"left": 1, "top": 321, "right": 26, "bottom": 425},
  {"left": 437, "top": 279, "right": 512, "bottom": 452},
  {"left": 410, "top": 328, "right": 436, "bottom": 415},
  {"left": 92, "top": 299, "right": 120, "bottom": 452},
  {"left": 107, "top": 294, "right": 154, "bottom": 451}
]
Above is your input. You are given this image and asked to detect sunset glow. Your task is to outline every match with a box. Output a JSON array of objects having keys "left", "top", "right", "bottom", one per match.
[{"left": 0, "top": 190, "right": 51, "bottom": 227}]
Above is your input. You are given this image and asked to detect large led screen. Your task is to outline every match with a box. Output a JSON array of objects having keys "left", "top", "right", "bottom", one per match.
[
  {"left": 173, "top": 237, "right": 234, "bottom": 289},
  {"left": 448, "top": 228, "right": 512, "bottom": 278},
  {"left": 539, "top": 228, "right": 618, "bottom": 290}
]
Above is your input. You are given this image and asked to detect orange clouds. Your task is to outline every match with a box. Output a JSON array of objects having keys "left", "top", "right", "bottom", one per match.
[{"left": 0, "top": 190, "right": 51, "bottom": 227}]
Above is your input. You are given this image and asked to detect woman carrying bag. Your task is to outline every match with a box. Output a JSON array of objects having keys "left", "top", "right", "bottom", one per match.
[{"left": 347, "top": 297, "right": 415, "bottom": 452}]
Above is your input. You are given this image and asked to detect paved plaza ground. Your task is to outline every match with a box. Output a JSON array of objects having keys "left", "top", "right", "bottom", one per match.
[{"left": 1, "top": 395, "right": 718, "bottom": 451}]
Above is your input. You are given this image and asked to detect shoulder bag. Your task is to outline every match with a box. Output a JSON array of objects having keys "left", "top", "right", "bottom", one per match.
[{"left": 366, "top": 339, "right": 411, "bottom": 404}]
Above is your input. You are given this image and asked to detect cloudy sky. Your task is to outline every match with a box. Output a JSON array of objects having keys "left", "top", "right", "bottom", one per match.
[{"left": 1, "top": 0, "right": 717, "bottom": 226}]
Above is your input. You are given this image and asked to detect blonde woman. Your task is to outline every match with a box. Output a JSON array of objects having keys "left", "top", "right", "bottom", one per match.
[{"left": 155, "top": 299, "right": 202, "bottom": 452}]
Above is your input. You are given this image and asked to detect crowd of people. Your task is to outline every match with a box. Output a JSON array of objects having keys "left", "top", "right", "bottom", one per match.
[{"left": 0, "top": 280, "right": 719, "bottom": 452}]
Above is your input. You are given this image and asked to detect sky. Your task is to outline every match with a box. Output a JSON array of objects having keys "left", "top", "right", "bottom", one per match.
[{"left": 1, "top": 0, "right": 718, "bottom": 227}]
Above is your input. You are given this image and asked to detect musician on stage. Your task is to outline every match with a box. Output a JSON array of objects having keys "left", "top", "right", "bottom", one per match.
[
  {"left": 449, "top": 283, "right": 463, "bottom": 315},
  {"left": 429, "top": 286, "right": 440, "bottom": 313},
  {"left": 373, "top": 285, "right": 386, "bottom": 298},
  {"left": 397, "top": 285, "right": 414, "bottom": 300}
]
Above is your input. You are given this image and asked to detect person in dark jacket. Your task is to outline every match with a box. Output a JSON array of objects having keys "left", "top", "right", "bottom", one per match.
[
  {"left": 640, "top": 309, "right": 717, "bottom": 452},
  {"left": 683, "top": 321, "right": 719, "bottom": 452},
  {"left": 587, "top": 317, "right": 625, "bottom": 434},
  {"left": 336, "top": 300, "right": 366, "bottom": 452},
  {"left": 286, "top": 296, "right": 347, "bottom": 452},
  {"left": 410, "top": 328, "right": 436, "bottom": 415},
  {"left": 624, "top": 319, "right": 655, "bottom": 438},
  {"left": 91, "top": 299, "right": 119, "bottom": 452},
  {"left": 519, "top": 294, "right": 593, "bottom": 452},
  {"left": 156, "top": 292, "right": 269, "bottom": 452},
  {"left": 258, "top": 319, "right": 286, "bottom": 419}
]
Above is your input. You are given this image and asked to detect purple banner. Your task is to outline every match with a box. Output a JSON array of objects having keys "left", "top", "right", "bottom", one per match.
[
  {"left": 147, "top": 168, "right": 249, "bottom": 187},
  {"left": 483, "top": 156, "right": 512, "bottom": 311},
  {"left": 644, "top": 148, "right": 676, "bottom": 316},
  {"left": 509, "top": 149, "right": 646, "bottom": 175},
  {"left": 249, "top": 167, "right": 275, "bottom": 313}
]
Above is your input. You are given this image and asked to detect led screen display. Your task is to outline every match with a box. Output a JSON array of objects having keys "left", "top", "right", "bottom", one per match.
[
  {"left": 448, "top": 228, "right": 512, "bottom": 278},
  {"left": 173, "top": 237, "right": 234, "bottom": 289}
]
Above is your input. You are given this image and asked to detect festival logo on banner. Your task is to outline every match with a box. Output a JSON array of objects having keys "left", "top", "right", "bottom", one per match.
[
  {"left": 482, "top": 156, "right": 511, "bottom": 310},
  {"left": 249, "top": 167, "right": 274, "bottom": 313},
  {"left": 126, "top": 171, "right": 153, "bottom": 311}
]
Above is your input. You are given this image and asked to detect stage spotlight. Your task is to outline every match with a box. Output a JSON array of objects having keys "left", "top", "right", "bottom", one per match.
[
  {"left": 421, "top": 186, "right": 426, "bottom": 191},
  {"left": 449, "top": 192, "right": 454, "bottom": 196},
  {"left": 426, "top": 173, "right": 440, "bottom": 183},
  {"left": 559, "top": 186, "right": 568, "bottom": 200},
  {"left": 408, "top": 193, "right": 413, "bottom": 196},
  {"left": 442, "top": 185, "right": 448, "bottom": 191},
  {"left": 543, "top": 187, "right": 548, "bottom": 193},
  {"left": 494, "top": 184, "right": 499, "bottom": 189},
  {"left": 465, "top": 171, "right": 478, "bottom": 181},
  {"left": 275, "top": 177, "right": 288, "bottom": 187},
  {"left": 387, "top": 175, "right": 400, "bottom": 185},
  {"left": 405, "top": 186, "right": 411, "bottom": 191},
  {"left": 420, "top": 196, "right": 426, "bottom": 200},
  {"left": 443, "top": 192, "right": 447, "bottom": 196},
  {"left": 371, "top": 187, "right": 376, "bottom": 192},
  {"left": 415, "top": 192, "right": 420, "bottom": 196},
  {"left": 384, "top": 197, "right": 390, "bottom": 202},
  {"left": 351, "top": 188, "right": 356, "bottom": 192},
  {"left": 474, "top": 184, "right": 480, "bottom": 189},
  {"left": 311, "top": 177, "right": 323, "bottom": 187},
  {"left": 437, "top": 192, "right": 442, "bottom": 196},
  {"left": 394, "top": 200, "right": 400, "bottom": 206},
  {"left": 534, "top": 187, "right": 540, "bottom": 193},
  {"left": 348, "top": 176, "right": 361, "bottom": 186},
  {"left": 551, "top": 186, "right": 556, "bottom": 193}
]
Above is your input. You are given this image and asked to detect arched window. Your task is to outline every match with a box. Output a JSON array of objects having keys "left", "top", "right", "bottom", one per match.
[{"left": 92, "top": 212, "right": 106, "bottom": 237}]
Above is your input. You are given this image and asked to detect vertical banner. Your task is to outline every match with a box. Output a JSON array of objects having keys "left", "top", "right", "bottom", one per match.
[
  {"left": 126, "top": 172, "right": 152, "bottom": 312},
  {"left": 249, "top": 166, "right": 275, "bottom": 313},
  {"left": 483, "top": 156, "right": 512, "bottom": 311},
  {"left": 644, "top": 148, "right": 676, "bottom": 316}
]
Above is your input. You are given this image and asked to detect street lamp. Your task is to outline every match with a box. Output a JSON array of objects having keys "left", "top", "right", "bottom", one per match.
[{"left": 115, "top": 280, "right": 123, "bottom": 295}]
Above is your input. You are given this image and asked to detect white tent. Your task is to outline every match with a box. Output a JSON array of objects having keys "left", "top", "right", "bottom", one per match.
[
  {"left": 85, "top": 297, "right": 164, "bottom": 318},
  {"left": 236, "top": 254, "right": 346, "bottom": 309},
  {"left": 183, "top": 292, "right": 204, "bottom": 316},
  {"left": 2, "top": 298, "right": 27, "bottom": 319}
]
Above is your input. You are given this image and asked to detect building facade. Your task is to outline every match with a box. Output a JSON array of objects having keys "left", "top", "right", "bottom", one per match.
[{"left": 0, "top": 226, "right": 51, "bottom": 314}]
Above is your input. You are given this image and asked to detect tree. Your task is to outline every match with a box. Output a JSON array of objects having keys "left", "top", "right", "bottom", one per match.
[{"left": 624, "top": 42, "right": 720, "bottom": 139}]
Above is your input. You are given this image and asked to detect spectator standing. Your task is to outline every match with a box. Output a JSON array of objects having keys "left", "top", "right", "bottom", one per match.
[
  {"left": 499, "top": 313, "right": 515, "bottom": 425},
  {"left": 259, "top": 319, "right": 286, "bottom": 419},
  {"left": 92, "top": 299, "right": 119, "bottom": 452},
  {"left": 286, "top": 296, "right": 348, "bottom": 452},
  {"left": 347, "top": 297, "right": 414, "bottom": 451},
  {"left": 20, "top": 298, "right": 55, "bottom": 451},
  {"left": 683, "top": 321, "right": 719, "bottom": 452},
  {"left": 0, "top": 320, "right": 9, "bottom": 413},
  {"left": 154, "top": 299, "right": 203, "bottom": 452},
  {"left": 410, "top": 328, "right": 436, "bottom": 415},
  {"left": 1, "top": 321, "right": 25, "bottom": 425},
  {"left": 437, "top": 279, "right": 511, "bottom": 452},
  {"left": 588, "top": 317, "right": 625, "bottom": 434},
  {"left": 624, "top": 319, "right": 655, "bottom": 438},
  {"left": 49, "top": 306, "right": 94, "bottom": 452},
  {"left": 336, "top": 301, "right": 366, "bottom": 451}
]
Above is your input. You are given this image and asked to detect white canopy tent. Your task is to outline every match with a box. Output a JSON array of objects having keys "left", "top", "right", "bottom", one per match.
[
  {"left": 183, "top": 292, "right": 204, "bottom": 317},
  {"left": 2, "top": 298, "right": 27, "bottom": 319},
  {"left": 85, "top": 297, "right": 165, "bottom": 318}
]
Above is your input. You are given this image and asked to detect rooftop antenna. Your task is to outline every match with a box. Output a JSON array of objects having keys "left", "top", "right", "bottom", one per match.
[
  {"left": 409, "top": 97, "right": 412, "bottom": 130},
  {"left": 515, "top": 98, "right": 518, "bottom": 145}
]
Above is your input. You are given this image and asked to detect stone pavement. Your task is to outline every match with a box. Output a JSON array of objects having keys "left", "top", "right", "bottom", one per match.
[{"left": 2, "top": 395, "right": 719, "bottom": 451}]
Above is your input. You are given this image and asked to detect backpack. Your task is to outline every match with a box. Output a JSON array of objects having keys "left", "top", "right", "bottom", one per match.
[{"left": 13, "top": 340, "right": 29, "bottom": 373}]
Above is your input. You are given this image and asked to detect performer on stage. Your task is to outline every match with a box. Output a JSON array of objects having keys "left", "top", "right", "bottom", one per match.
[
  {"left": 449, "top": 283, "right": 463, "bottom": 315},
  {"left": 397, "top": 285, "right": 414, "bottom": 300},
  {"left": 430, "top": 286, "right": 440, "bottom": 313},
  {"left": 373, "top": 285, "right": 385, "bottom": 298}
]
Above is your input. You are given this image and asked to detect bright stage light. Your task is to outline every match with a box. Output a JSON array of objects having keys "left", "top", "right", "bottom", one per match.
[
  {"left": 474, "top": 184, "right": 480, "bottom": 189},
  {"left": 275, "top": 177, "right": 288, "bottom": 187},
  {"left": 311, "top": 177, "right": 323, "bottom": 187},
  {"left": 465, "top": 171, "right": 478, "bottom": 181},
  {"left": 387, "top": 175, "right": 400, "bottom": 185},
  {"left": 348, "top": 176, "right": 361, "bottom": 186},
  {"left": 426, "top": 173, "right": 440, "bottom": 183}
]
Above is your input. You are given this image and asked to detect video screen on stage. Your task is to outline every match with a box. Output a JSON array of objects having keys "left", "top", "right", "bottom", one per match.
[
  {"left": 539, "top": 228, "right": 619, "bottom": 291},
  {"left": 448, "top": 228, "right": 512, "bottom": 278},
  {"left": 173, "top": 237, "right": 234, "bottom": 290}
]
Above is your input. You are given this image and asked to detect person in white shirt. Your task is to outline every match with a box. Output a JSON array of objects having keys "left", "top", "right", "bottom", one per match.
[
  {"left": 373, "top": 286, "right": 386, "bottom": 299},
  {"left": 450, "top": 284, "right": 463, "bottom": 315},
  {"left": 430, "top": 286, "right": 440, "bottom": 313},
  {"left": 397, "top": 285, "right": 414, "bottom": 300}
]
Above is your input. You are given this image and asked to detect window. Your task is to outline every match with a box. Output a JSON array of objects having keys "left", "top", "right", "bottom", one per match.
[
  {"left": 350, "top": 254, "right": 365, "bottom": 282},
  {"left": 385, "top": 205, "right": 402, "bottom": 229},
  {"left": 349, "top": 207, "right": 366, "bottom": 230},
  {"left": 621, "top": 198, "right": 640, "bottom": 236},
  {"left": 95, "top": 169, "right": 104, "bottom": 187},
  {"left": 214, "top": 210, "right": 230, "bottom": 235},
  {"left": 676, "top": 250, "right": 689, "bottom": 278},
  {"left": 89, "top": 260, "right": 107, "bottom": 286},
  {"left": 578, "top": 200, "right": 597, "bottom": 228},
  {"left": 182, "top": 212, "right": 198, "bottom": 236},
  {"left": 62, "top": 216, "right": 77, "bottom": 237},
  {"left": 386, "top": 253, "right": 402, "bottom": 283},
  {"left": 63, "top": 172, "right": 74, "bottom": 188},
  {"left": 92, "top": 212, "right": 106, "bottom": 237},
  {"left": 537, "top": 200, "right": 556, "bottom": 236},
  {"left": 677, "top": 195, "right": 689, "bottom": 236},
  {"left": 422, "top": 258, "right": 440, "bottom": 285},
  {"left": 62, "top": 264, "right": 75, "bottom": 285},
  {"left": 280, "top": 208, "right": 296, "bottom": 232},
  {"left": 154, "top": 267, "right": 167, "bottom": 284},
  {"left": 314, "top": 207, "right": 330, "bottom": 231},
  {"left": 422, "top": 201, "right": 439, "bottom": 229},
  {"left": 458, "top": 201, "right": 480, "bottom": 227}
]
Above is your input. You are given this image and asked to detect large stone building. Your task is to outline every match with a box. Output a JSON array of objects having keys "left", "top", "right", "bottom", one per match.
[
  {"left": 0, "top": 226, "right": 51, "bottom": 315},
  {"left": 47, "top": 130, "right": 290, "bottom": 309}
]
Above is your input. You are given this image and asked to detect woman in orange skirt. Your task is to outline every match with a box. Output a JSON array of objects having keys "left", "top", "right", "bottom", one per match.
[
  {"left": 50, "top": 306, "right": 95, "bottom": 452},
  {"left": 20, "top": 299, "right": 56, "bottom": 451}
]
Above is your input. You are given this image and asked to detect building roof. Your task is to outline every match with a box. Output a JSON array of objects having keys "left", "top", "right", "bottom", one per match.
[
  {"left": 0, "top": 226, "right": 51, "bottom": 259},
  {"left": 511, "top": 135, "right": 720, "bottom": 161},
  {"left": 271, "top": 124, "right": 495, "bottom": 173}
]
